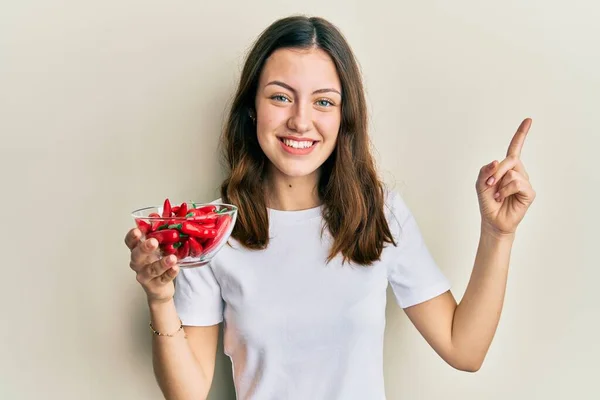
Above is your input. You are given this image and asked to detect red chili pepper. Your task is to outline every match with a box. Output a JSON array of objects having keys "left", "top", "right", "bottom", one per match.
[
  {"left": 172, "top": 205, "right": 180, "bottom": 214},
  {"left": 162, "top": 243, "right": 178, "bottom": 255},
  {"left": 188, "top": 237, "right": 203, "bottom": 257},
  {"left": 185, "top": 208, "right": 204, "bottom": 217},
  {"left": 201, "top": 223, "right": 216, "bottom": 229},
  {"left": 195, "top": 205, "right": 217, "bottom": 214},
  {"left": 148, "top": 212, "right": 162, "bottom": 231},
  {"left": 216, "top": 214, "right": 229, "bottom": 229},
  {"left": 177, "top": 239, "right": 190, "bottom": 259},
  {"left": 135, "top": 219, "right": 151, "bottom": 235},
  {"left": 179, "top": 221, "right": 217, "bottom": 239},
  {"left": 176, "top": 202, "right": 188, "bottom": 218},
  {"left": 190, "top": 213, "right": 218, "bottom": 224},
  {"left": 203, "top": 215, "right": 231, "bottom": 254},
  {"left": 146, "top": 229, "right": 180, "bottom": 244},
  {"left": 158, "top": 218, "right": 176, "bottom": 231},
  {"left": 162, "top": 198, "right": 172, "bottom": 218}
]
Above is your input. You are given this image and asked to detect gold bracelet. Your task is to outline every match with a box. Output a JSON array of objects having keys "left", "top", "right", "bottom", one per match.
[{"left": 149, "top": 319, "right": 184, "bottom": 337}]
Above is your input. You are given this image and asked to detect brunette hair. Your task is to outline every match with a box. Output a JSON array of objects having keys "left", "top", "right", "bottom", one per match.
[{"left": 219, "top": 15, "right": 396, "bottom": 266}]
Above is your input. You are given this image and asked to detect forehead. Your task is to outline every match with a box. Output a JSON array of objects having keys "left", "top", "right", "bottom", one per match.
[{"left": 259, "top": 47, "right": 341, "bottom": 90}]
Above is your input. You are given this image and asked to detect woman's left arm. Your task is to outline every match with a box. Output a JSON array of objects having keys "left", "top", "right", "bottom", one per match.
[{"left": 404, "top": 118, "right": 537, "bottom": 372}]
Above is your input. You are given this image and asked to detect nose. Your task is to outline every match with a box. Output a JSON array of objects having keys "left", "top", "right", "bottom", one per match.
[{"left": 287, "top": 103, "right": 311, "bottom": 133}]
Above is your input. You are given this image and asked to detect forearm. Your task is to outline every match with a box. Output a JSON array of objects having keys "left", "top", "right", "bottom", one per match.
[
  {"left": 149, "top": 300, "right": 210, "bottom": 400},
  {"left": 451, "top": 224, "right": 515, "bottom": 370}
]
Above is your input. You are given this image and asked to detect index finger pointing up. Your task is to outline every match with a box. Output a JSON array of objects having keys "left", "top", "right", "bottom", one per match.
[{"left": 507, "top": 118, "right": 532, "bottom": 158}]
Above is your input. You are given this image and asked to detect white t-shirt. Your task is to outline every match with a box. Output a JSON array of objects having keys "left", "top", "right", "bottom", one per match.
[{"left": 173, "top": 188, "right": 451, "bottom": 400}]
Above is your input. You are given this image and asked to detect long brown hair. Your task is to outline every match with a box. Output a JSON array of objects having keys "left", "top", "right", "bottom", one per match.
[{"left": 219, "top": 15, "right": 396, "bottom": 266}]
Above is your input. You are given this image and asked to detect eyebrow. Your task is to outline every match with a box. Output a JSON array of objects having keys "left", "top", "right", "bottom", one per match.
[{"left": 265, "top": 80, "right": 341, "bottom": 96}]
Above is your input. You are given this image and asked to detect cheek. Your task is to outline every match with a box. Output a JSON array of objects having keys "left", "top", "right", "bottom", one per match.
[
  {"left": 317, "top": 115, "right": 340, "bottom": 143},
  {"left": 257, "top": 102, "right": 288, "bottom": 128}
]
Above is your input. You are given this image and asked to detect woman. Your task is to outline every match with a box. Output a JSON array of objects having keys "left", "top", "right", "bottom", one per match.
[{"left": 124, "top": 15, "right": 536, "bottom": 400}]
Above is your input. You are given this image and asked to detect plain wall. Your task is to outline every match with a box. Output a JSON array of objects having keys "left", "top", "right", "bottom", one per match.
[{"left": 1, "top": 1, "right": 598, "bottom": 399}]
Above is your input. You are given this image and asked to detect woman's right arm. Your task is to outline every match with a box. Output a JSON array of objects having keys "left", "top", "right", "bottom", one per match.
[
  {"left": 149, "top": 299, "right": 219, "bottom": 400},
  {"left": 125, "top": 228, "right": 219, "bottom": 400}
]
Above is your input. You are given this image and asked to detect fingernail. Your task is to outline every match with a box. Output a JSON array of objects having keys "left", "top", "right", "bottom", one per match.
[
  {"left": 167, "top": 255, "right": 176, "bottom": 264},
  {"left": 147, "top": 239, "right": 156, "bottom": 249},
  {"left": 494, "top": 192, "right": 500, "bottom": 198},
  {"left": 487, "top": 177, "right": 495, "bottom": 186}
]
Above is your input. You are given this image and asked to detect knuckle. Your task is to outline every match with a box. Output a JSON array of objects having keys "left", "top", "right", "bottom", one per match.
[
  {"left": 515, "top": 181, "right": 523, "bottom": 191},
  {"left": 130, "top": 248, "right": 141, "bottom": 263},
  {"left": 135, "top": 273, "right": 144, "bottom": 284},
  {"left": 148, "top": 263, "right": 158, "bottom": 277}
]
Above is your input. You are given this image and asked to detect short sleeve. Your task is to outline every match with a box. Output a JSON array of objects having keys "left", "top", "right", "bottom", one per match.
[
  {"left": 173, "top": 264, "right": 224, "bottom": 326},
  {"left": 385, "top": 189, "right": 451, "bottom": 309}
]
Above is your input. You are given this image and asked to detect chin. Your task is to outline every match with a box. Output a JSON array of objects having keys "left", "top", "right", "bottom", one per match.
[{"left": 273, "top": 160, "right": 320, "bottom": 179}]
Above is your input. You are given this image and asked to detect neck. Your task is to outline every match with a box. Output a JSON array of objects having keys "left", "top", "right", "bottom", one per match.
[{"left": 265, "top": 165, "right": 321, "bottom": 211}]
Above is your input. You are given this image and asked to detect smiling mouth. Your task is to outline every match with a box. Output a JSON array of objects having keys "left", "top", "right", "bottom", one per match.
[{"left": 278, "top": 137, "right": 318, "bottom": 149}]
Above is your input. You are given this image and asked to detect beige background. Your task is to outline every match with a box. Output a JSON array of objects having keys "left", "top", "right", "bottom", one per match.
[{"left": 1, "top": 0, "right": 598, "bottom": 399}]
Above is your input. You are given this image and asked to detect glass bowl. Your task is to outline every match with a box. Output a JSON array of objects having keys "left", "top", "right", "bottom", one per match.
[{"left": 131, "top": 200, "right": 237, "bottom": 268}]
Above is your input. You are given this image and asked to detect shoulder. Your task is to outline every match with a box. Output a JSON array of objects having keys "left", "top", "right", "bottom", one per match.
[{"left": 382, "top": 185, "right": 412, "bottom": 232}]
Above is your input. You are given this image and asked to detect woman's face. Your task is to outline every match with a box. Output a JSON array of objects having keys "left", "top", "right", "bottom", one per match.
[{"left": 254, "top": 47, "right": 342, "bottom": 180}]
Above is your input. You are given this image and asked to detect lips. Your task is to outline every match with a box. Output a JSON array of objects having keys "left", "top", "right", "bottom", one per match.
[
  {"left": 277, "top": 136, "right": 319, "bottom": 143},
  {"left": 278, "top": 136, "right": 318, "bottom": 155}
]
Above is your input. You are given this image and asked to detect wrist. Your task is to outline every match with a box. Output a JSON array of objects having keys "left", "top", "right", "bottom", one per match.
[
  {"left": 480, "top": 221, "right": 516, "bottom": 242},
  {"left": 480, "top": 226, "right": 516, "bottom": 243},
  {"left": 148, "top": 296, "right": 175, "bottom": 310}
]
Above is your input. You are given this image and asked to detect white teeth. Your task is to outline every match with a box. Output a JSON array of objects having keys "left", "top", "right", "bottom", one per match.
[{"left": 283, "top": 139, "right": 314, "bottom": 149}]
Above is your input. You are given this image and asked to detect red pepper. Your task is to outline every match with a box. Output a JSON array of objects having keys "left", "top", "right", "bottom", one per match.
[
  {"left": 162, "top": 198, "right": 172, "bottom": 218},
  {"left": 146, "top": 229, "right": 180, "bottom": 244},
  {"left": 216, "top": 214, "right": 229, "bottom": 229},
  {"left": 172, "top": 205, "right": 180, "bottom": 214},
  {"left": 176, "top": 202, "right": 188, "bottom": 218},
  {"left": 185, "top": 208, "right": 204, "bottom": 217},
  {"left": 203, "top": 215, "right": 232, "bottom": 254},
  {"left": 162, "top": 243, "right": 178, "bottom": 255},
  {"left": 177, "top": 240, "right": 190, "bottom": 259},
  {"left": 148, "top": 212, "right": 162, "bottom": 231},
  {"left": 188, "top": 237, "right": 203, "bottom": 257},
  {"left": 135, "top": 219, "right": 151, "bottom": 235},
  {"left": 195, "top": 205, "right": 217, "bottom": 214},
  {"left": 158, "top": 218, "right": 176, "bottom": 230},
  {"left": 201, "top": 223, "right": 216, "bottom": 229},
  {"left": 178, "top": 221, "right": 217, "bottom": 239},
  {"left": 190, "top": 213, "right": 218, "bottom": 225}
]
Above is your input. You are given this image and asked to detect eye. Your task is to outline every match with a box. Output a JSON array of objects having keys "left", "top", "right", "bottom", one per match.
[
  {"left": 271, "top": 95, "right": 291, "bottom": 103},
  {"left": 316, "top": 99, "right": 334, "bottom": 107}
]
